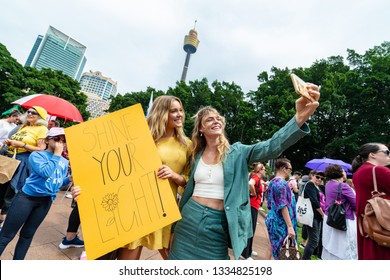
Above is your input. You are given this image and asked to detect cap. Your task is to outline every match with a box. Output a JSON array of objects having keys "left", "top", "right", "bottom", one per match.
[
  {"left": 47, "top": 127, "right": 65, "bottom": 137},
  {"left": 31, "top": 106, "right": 48, "bottom": 120},
  {"left": 301, "top": 175, "right": 310, "bottom": 182}
]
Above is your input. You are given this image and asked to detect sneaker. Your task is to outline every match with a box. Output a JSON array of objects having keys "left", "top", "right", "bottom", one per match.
[
  {"left": 251, "top": 251, "right": 258, "bottom": 257},
  {"left": 244, "top": 257, "right": 254, "bottom": 260},
  {"left": 59, "top": 236, "right": 84, "bottom": 249},
  {"left": 299, "top": 243, "right": 305, "bottom": 249}
]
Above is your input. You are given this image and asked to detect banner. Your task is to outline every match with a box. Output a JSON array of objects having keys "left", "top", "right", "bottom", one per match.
[{"left": 65, "top": 104, "right": 181, "bottom": 259}]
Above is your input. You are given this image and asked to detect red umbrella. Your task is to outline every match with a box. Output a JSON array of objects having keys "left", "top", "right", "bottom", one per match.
[{"left": 12, "top": 94, "right": 83, "bottom": 122}]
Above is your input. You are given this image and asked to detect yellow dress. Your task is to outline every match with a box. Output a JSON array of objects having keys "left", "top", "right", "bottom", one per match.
[{"left": 124, "top": 136, "right": 192, "bottom": 250}]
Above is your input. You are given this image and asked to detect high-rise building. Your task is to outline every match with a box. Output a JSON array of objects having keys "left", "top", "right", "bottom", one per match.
[
  {"left": 80, "top": 71, "right": 118, "bottom": 119},
  {"left": 79, "top": 71, "right": 117, "bottom": 101},
  {"left": 25, "top": 26, "right": 87, "bottom": 80}
]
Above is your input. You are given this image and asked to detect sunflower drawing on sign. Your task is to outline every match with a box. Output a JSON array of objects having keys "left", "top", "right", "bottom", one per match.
[{"left": 101, "top": 193, "right": 119, "bottom": 232}]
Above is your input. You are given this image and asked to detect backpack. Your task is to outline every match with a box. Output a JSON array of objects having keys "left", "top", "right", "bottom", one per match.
[{"left": 358, "top": 166, "right": 390, "bottom": 247}]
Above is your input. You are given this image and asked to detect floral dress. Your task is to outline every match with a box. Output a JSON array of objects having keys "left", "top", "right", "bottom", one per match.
[{"left": 265, "top": 177, "right": 298, "bottom": 259}]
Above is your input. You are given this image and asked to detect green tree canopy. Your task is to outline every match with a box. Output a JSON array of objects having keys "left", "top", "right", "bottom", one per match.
[{"left": 2, "top": 41, "right": 389, "bottom": 171}]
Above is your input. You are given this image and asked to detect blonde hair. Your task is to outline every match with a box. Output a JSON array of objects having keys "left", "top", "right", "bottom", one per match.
[
  {"left": 191, "top": 106, "right": 230, "bottom": 162},
  {"left": 19, "top": 112, "right": 48, "bottom": 127},
  {"left": 147, "top": 95, "right": 188, "bottom": 146}
]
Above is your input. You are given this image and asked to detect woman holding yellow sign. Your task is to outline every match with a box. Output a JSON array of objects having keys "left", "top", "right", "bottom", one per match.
[{"left": 118, "top": 95, "right": 192, "bottom": 260}]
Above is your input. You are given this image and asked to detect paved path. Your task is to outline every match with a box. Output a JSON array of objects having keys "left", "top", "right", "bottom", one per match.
[{"left": 0, "top": 191, "right": 271, "bottom": 260}]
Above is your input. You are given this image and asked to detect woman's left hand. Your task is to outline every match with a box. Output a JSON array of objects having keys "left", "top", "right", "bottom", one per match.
[
  {"left": 71, "top": 186, "right": 81, "bottom": 201},
  {"left": 294, "top": 83, "right": 320, "bottom": 127}
]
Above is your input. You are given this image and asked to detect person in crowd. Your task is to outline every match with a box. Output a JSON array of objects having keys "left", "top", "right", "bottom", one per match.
[
  {"left": 118, "top": 95, "right": 192, "bottom": 260},
  {"left": 352, "top": 142, "right": 390, "bottom": 260},
  {"left": 58, "top": 145, "right": 84, "bottom": 249},
  {"left": 265, "top": 158, "right": 297, "bottom": 260},
  {"left": 322, "top": 164, "right": 357, "bottom": 259},
  {"left": 169, "top": 83, "right": 320, "bottom": 260},
  {"left": 302, "top": 170, "right": 325, "bottom": 259},
  {"left": 48, "top": 119, "right": 60, "bottom": 130},
  {"left": 346, "top": 178, "right": 355, "bottom": 191},
  {"left": 0, "top": 106, "right": 48, "bottom": 229},
  {"left": 58, "top": 198, "right": 84, "bottom": 249},
  {"left": 260, "top": 175, "right": 270, "bottom": 210},
  {"left": 0, "top": 127, "right": 70, "bottom": 259},
  {"left": 241, "top": 162, "right": 266, "bottom": 260},
  {"left": 299, "top": 171, "right": 316, "bottom": 248},
  {"left": 0, "top": 110, "right": 21, "bottom": 226},
  {"left": 298, "top": 174, "right": 310, "bottom": 194},
  {"left": 0, "top": 111, "right": 21, "bottom": 144},
  {"left": 288, "top": 171, "right": 302, "bottom": 202},
  {"left": 314, "top": 173, "right": 326, "bottom": 259}
]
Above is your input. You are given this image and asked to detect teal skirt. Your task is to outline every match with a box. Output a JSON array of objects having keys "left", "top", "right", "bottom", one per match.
[{"left": 169, "top": 198, "right": 230, "bottom": 260}]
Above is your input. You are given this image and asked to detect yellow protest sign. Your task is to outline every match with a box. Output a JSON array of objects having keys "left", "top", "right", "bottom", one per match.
[{"left": 65, "top": 104, "right": 181, "bottom": 259}]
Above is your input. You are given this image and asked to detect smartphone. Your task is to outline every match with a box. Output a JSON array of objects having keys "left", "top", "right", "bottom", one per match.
[{"left": 290, "top": 73, "right": 316, "bottom": 102}]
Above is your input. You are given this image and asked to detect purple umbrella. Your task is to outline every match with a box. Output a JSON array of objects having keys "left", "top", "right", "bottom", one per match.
[{"left": 305, "top": 158, "right": 352, "bottom": 175}]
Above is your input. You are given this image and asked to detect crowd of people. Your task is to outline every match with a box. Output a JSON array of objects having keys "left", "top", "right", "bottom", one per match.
[{"left": 0, "top": 79, "right": 389, "bottom": 260}]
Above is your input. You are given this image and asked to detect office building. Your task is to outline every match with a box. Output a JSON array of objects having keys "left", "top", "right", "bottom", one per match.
[
  {"left": 25, "top": 26, "right": 87, "bottom": 80},
  {"left": 80, "top": 71, "right": 118, "bottom": 119}
]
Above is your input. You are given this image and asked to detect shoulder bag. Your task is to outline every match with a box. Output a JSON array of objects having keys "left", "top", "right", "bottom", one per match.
[
  {"left": 326, "top": 183, "right": 347, "bottom": 231},
  {"left": 0, "top": 145, "right": 21, "bottom": 184}
]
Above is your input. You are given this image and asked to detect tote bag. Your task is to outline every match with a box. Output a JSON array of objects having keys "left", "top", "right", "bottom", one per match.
[
  {"left": 0, "top": 145, "right": 21, "bottom": 184},
  {"left": 296, "top": 182, "right": 314, "bottom": 227}
]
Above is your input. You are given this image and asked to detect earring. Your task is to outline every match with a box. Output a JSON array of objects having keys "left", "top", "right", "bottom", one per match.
[{"left": 200, "top": 133, "right": 203, "bottom": 137}]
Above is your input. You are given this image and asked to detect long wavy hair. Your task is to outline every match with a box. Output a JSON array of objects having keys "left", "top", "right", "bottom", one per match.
[
  {"left": 191, "top": 106, "right": 230, "bottom": 162},
  {"left": 147, "top": 95, "right": 188, "bottom": 146}
]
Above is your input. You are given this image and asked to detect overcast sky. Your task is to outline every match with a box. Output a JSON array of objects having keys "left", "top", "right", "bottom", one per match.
[{"left": 1, "top": 0, "right": 389, "bottom": 94}]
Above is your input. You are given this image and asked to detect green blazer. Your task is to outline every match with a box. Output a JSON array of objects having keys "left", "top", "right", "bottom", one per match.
[{"left": 179, "top": 117, "right": 310, "bottom": 260}]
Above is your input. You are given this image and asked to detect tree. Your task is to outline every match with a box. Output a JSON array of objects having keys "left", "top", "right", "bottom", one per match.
[
  {"left": 0, "top": 43, "right": 90, "bottom": 123},
  {"left": 107, "top": 87, "right": 165, "bottom": 114},
  {"left": 23, "top": 67, "right": 90, "bottom": 122},
  {"left": 0, "top": 43, "right": 26, "bottom": 113}
]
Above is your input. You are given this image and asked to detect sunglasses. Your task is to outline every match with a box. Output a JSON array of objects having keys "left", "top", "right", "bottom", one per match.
[
  {"left": 315, "top": 176, "right": 324, "bottom": 180},
  {"left": 26, "top": 110, "right": 39, "bottom": 116},
  {"left": 48, "top": 136, "right": 66, "bottom": 143},
  {"left": 378, "top": 149, "right": 390, "bottom": 156}
]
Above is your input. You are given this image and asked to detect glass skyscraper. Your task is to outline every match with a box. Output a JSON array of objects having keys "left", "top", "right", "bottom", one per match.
[{"left": 25, "top": 26, "right": 87, "bottom": 81}]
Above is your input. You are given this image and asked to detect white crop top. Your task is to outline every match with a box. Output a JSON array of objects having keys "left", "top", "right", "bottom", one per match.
[{"left": 193, "top": 158, "right": 224, "bottom": 200}]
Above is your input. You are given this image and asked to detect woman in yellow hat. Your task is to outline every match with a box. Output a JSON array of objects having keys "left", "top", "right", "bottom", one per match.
[{"left": 0, "top": 106, "right": 48, "bottom": 229}]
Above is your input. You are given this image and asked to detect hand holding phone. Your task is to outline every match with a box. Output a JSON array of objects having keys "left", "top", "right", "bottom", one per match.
[{"left": 290, "top": 73, "right": 316, "bottom": 102}]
